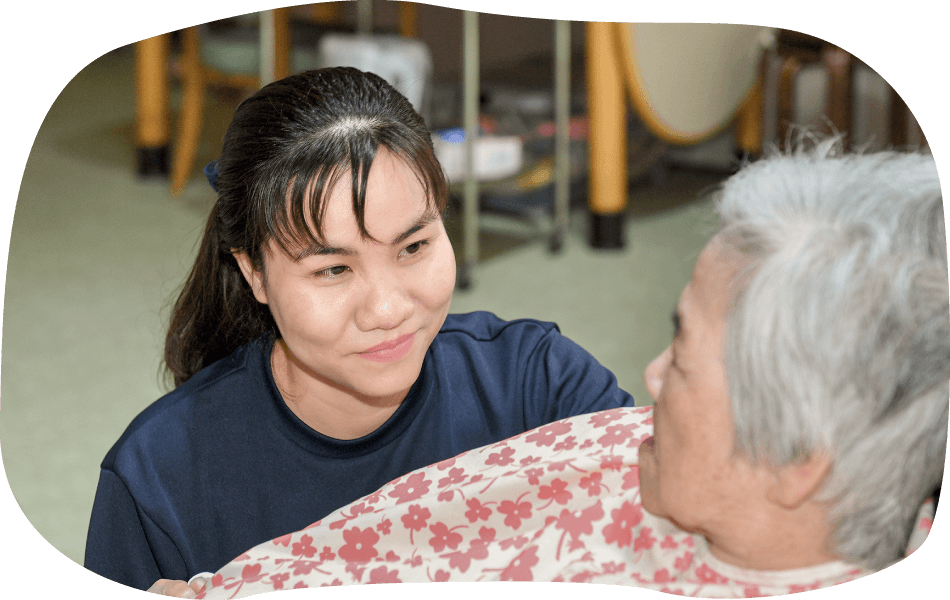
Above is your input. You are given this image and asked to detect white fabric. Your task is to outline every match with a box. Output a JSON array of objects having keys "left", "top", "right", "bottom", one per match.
[{"left": 196, "top": 407, "right": 932, "bottom": 598}]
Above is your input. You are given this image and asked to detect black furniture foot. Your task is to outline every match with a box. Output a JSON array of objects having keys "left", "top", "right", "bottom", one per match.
[
  {"left": 590, "top": 212, "right": 624, "bottom": 249},
  {"left": 136, "top": 145, "right": 170, "bottom": 178}
]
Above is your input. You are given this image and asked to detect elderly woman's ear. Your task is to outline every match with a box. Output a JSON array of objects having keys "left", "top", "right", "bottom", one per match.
[{"left": 766, "top": 453, "right": 832, "bottom": 510}]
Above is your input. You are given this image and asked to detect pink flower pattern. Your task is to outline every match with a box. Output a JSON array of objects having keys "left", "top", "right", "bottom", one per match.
[
  {"left": 198, "top": 408, "right": 930, "bottom": 599},
  {"left": 427, "top": 522, "right": 464, "bottom": 552},
  {"left": 497, "top": 493, "right": 533, "bottom": 529},
  {"left": 337, "top": 527, "right": 379, "bottom": 562},
  {"left": 388, "top": 472, "right": 432, "bottom": 504},
  {"left": 525, "top": 421, "right": 572, "bottom": 447},
  {"left": 464, "top": 498, "right": 492, "bottom": 523}
]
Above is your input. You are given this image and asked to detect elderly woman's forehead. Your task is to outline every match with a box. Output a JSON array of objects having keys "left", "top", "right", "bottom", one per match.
[
  {"left": 684, "top": 238, "right": 746, "bottom": 319},
  {"left": 695, "top": 238, "right": 745, "bottom": 283}
]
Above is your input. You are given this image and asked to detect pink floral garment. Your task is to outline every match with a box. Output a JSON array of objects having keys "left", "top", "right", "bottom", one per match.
[{"left": 197, "top": 407, "right": 933, "bottom": 599}]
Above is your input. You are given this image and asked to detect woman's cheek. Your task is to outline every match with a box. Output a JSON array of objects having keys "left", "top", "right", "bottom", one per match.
[
  {"left": 417, "top": 246, "right": 456, "bottom": 309},
  {"left": 292, "top": 286, "right": 350, "bottom": 340}
]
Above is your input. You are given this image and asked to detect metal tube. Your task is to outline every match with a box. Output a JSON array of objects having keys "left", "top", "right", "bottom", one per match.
[
  {"left": 259, "top": 10, "right": 276, "bottom": 85},
  {"left": 357, "top": 0, "right": 374, "bottom": 35},
  {"left": 553, "top": 20, "right": 571, "bottom": 251},
  {"left": 461, "top": 10, "right": 480, "bottom": 285}
]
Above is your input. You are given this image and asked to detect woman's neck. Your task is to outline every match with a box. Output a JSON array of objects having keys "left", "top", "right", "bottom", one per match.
[
  {"left": 704, "top": 498, "right": 839, "bottom": 571},
  {"left": 270, "top": 339, "right": 408, "bottom": 440}
]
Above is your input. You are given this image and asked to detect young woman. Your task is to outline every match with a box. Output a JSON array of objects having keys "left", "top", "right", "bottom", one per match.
[{"left": 83, "top": 67, "right": 634, "bottom": 593}]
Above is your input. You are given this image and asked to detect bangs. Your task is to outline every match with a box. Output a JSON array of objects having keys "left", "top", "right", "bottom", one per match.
[{"left": 256, "top": 122, "right": 448, "bottom": 258}]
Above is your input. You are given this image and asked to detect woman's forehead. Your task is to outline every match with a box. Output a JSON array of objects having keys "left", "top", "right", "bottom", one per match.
[
  {"left": 272, "top": 167, "right": 341, "bottom": 241},
  {"left": 277, "top": 152, "right": 434, "bottom": 247}
]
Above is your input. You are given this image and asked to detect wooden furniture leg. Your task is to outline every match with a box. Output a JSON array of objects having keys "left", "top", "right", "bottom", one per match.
[
  {"left": 273, "top": 7, "right": 291, "bottom": 81},
  {"left": 170, "top": 27, "right": 206, "bottom": 196},
  {"left": 822, "top": 45, "right": 852, "bottom": 147},
  {"left": 586, "top": 22, "right": 627, "bottom": 249},
  {"left": 734, "top": 53, "right": 766, "bottom": 158},
  {"left": 777, "top": 53, "right": 802, "bottom": 148},
  {"left": 399, "top": 2, "right": 417, "bottom": 38},
  {"left": 135, "top": 34, "right": 170, "bottom": 177}
]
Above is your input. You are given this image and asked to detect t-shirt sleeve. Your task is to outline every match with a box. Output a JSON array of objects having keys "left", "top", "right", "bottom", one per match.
[
  {"left": 84, "top": 468, "right": 186, "bottom": 591},
  {"left": 521, "top": 327, "right": 635, "bottom": 426}
]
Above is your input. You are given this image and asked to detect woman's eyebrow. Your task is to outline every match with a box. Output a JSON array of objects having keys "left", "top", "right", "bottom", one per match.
[
  {"left": 293, "top": 244, "right": 354, "bottom": 261},
  {"left": 291, "top": 212, "right": 440, "bottom": 261},
  {"left": 390, "top": 212, "right": 439, "bottom": 246}
]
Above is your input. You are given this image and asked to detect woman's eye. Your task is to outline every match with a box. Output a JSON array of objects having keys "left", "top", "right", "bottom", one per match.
[
  {"left": 401, "top": 240, "right": 427, "bottom": 257},
  {"left": 316, "top": 265, "right": 349, "bottom": 279}
]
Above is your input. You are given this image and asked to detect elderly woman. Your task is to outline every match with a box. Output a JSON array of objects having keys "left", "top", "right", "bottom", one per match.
[{"left": 190, "top": 145, "right": 946, "bottom": 598}]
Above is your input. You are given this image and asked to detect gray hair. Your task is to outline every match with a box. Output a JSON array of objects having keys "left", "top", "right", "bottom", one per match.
[{"left": 715, "top": 139, "right": 949, "bottom": 570}]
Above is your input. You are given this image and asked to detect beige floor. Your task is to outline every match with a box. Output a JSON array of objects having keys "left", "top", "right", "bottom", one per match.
[{"left": 0, "top": 45, "right": 720, "bottom": 566}]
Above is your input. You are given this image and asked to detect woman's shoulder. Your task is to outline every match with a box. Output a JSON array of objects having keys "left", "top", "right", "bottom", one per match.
[
  {"left": 437, "top": 312, "right": 604, "bottom": 369},
  {"left": 432, "top": 312, "right": 563, "bottom": 366},
  {"left": 440, "top": 311, "right": 560, "bottom": 341},
  {"left": 101, "top": 337, "right": 273, "bottom": 472}
]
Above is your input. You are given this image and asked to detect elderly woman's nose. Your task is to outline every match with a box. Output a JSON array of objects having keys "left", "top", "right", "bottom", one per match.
[
  {"left": 355, "top": 271, "right": 415, "bottom": 331},
  {"left": 644, "top": 346, "right": 671, "bottom": 401}
]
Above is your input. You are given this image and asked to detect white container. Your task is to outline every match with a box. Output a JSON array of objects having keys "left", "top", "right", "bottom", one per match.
[{"left": 433, "top": 129, "right": 524, "bottom": 183}]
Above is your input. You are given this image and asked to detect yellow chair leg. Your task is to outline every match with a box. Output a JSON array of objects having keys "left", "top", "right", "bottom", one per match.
[
  {"left": 586, "top": 22, "right": 627, "bottom": 248},
  {"left": 273, "top": 7, "right": 291, "bottom": 80},
  {"left": 135, "top": 35, "right": 170, "bottom": 149},
  {"left": 171, "top": 27, "right": 206, "bottom": 196},
  {"left": 734, "top": 79, "right": 763, "bottom": 157},
  {"left": 777, "top": 54, "right": 802, "bottom": 149},
  {"left": 399, "top": 2, "right": 418, "bottom": 38}
]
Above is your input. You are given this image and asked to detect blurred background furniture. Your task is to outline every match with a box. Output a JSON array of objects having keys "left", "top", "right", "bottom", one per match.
[
  {"left": 453, "top": 13, "right": 573, "bottom": 289},
  {"left": 585, "top": 23, "right": 771, "bottom": 249},
  {"left": 142, "top": 5, "right": 574, "bottom": 289},
  {"left": 134, "top": 9, "right": 926, "bottom": 264},
  {"left": 764, "top": 28, "right": 923, "bottom": 151},
  {"left": 171, "top": 0, "right": 415, "bottom": 196},
  {"left": 772, "top": 29, "right": 852, "bottom": 149},
  {"left": 169, "top": 9, "right": 300, "bottom": 195},
  {"left": 133, "top": 1, "right": 421, "bottom": 194}
]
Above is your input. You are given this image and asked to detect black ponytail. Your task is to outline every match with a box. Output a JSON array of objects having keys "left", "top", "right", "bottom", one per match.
[{"left": 164, "top": 202, "right": 276, "bottom": 386}]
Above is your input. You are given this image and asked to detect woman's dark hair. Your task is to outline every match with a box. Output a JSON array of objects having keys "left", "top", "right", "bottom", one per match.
[{"left": 164, "top": 67, "right": 448, "bottom": 387}]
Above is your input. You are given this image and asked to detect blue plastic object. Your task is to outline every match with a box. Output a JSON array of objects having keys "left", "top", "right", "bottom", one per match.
[{"left": 437, "top": 127, "right": 466, "bottom": 143}]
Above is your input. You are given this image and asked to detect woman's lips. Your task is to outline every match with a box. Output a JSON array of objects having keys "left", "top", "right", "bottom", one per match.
[{"left": 359, "top": 332, "right": 416, "bottom": 363}]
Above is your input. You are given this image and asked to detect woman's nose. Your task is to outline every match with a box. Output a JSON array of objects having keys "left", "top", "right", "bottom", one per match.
[
  {"left": 355, "top": 272, "right": 415, "bottom": 331},
  {"left": 644, "top": 346, "right": 671, "bottom": 402}
]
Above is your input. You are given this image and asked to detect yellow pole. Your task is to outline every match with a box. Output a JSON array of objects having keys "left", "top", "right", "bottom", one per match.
[
  {"left": 273, "top": 7, "right": 292, "bottom": 80},
  {"left": 734, "top": 80, "right": 763, "bottom": 157},
  {"left": 399, "top": 2, "right": 418, "bottom": 38},
  {"left": 134, "top": 34, "right": 170, "bottom": 176},
  {"left": 585, "top": 22, "right": 626, "bottom": 248}
]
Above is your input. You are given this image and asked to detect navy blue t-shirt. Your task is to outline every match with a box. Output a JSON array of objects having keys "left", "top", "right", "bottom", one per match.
[{"left": 84, "top": 312, "right": 634, "bottom": 590}]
